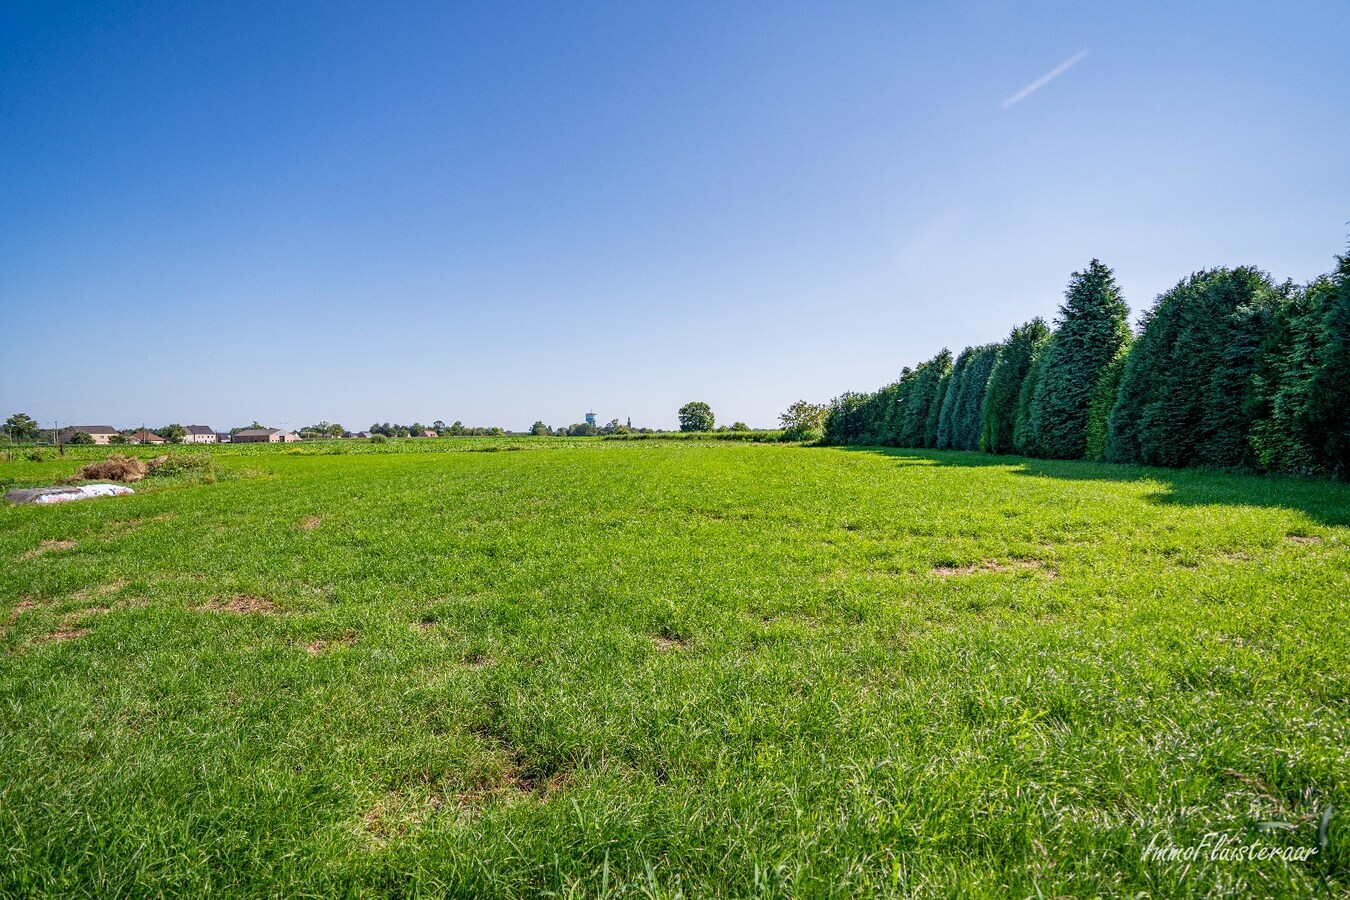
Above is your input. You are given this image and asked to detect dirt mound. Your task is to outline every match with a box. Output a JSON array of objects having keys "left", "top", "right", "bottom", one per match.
[{"left": 78, "top": 455, "right": 148, "bottom": 482}]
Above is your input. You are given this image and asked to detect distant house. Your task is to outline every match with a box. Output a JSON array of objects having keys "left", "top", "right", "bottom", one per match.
[
  {"left": 422, "top": 430, "right": 437, "bottom": 438},
  {"left": 215, "top": 432, "right": 231, "bottom": 444},
  {"left": 59, "top": 426, "right": 118, "bottom": 445},
  {"left": 355, "top": 431, "right": 372, "bottom": 439},
  {"left": 183, "top": 425, "right": 218, "bottom": 444},
  {"left": 232, "top": 428, "right": 300, "bottom": 443},
  {"left": 132, "top": 431, "right": 165, "bottom": 445}
]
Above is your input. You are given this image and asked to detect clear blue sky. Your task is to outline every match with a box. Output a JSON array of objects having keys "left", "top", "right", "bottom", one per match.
[{"left": 3, "top": 2, "right": 1347, "bottom": 432}]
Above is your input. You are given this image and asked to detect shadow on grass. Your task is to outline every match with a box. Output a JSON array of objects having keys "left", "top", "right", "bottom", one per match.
[{"left": 819, "top": 444, "right": 1350, "bottom": 528}]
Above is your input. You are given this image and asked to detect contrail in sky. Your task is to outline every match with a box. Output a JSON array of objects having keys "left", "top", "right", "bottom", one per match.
[{"left": 1001, "top": 49, "right": 1089, "bottom": 109}]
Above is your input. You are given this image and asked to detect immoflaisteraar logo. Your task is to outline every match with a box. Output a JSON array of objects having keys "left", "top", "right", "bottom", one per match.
[{"left": 1141, "top": 805, "right": 1332, "bottom": 868}]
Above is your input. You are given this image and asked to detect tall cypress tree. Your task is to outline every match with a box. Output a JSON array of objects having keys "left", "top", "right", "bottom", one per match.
[
  {"left": 1197, "top": 282, "right": 1278, "bottom": 470},
  {"left": 1028, "top": 260, "right": 1131, "bottom": 459},
  {"left": 877, "top": 367, "right": 912, "bottom": 445},
  {"left": 897, "top": 350, "right": 951, "bottom": 448},
  {"left": 936, "top": 347, "right": 975, "bottom": 450},
  {"left": 925, "top": 369, "right": 951, "bottom": 449},
  {"left": 1306, "top": 251, "right": 1350, "bottom": 477},
  {"left": 1013, "top": 335, "right": 1052, "bottom": 457},
  {"left": 1247, "top": 279, "right": 1327, "bottom": 474},
  {"left": 952, "top": 344, "right": 1000, "bottom": 451},
  {"left": 1084, "top": 344, "right": 1129, "bottom": 462},
  {"left": 981, "top": 319, "right": 1050, "bottom": 454},
  {"left": 1109, "top": 268, "right": 1275, "bottom": 468},
  {"left": 1107, "top": 302, "right": 1168, "bottom": 464}
]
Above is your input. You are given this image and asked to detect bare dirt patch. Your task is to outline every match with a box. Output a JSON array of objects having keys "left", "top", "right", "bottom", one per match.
[
  {"left": 304, "top": 632, "right": 356, "bottom": 655},
  {"left": 362, "top": 758, "right": 555, "bottom": 845},
  {"left": 20, "top": 539, "right": 76, "bottom": 561},
  {"left": 1286, "top": 535, "right": 1323, "bottom": 545},
  {"left": 103, "top": 513, "right": 175, "bottom": 537},
  {"left": 362, "top": 790, "right": 445, "bottom": 844},
  {"left": 201, "top": 595, "right": 277, "bottom": 614},
  {"left": 462, "top": 653, "right": 495, "bottom": 669},
  {"left": 70, "top": 579, "right": 129, "bottom": 602},
  {"left": 300, "top": 516, "right": 323, "bottom": 531},
  {"left": 932, "top": 559, "right": 1057, "bottom": 578},
  {"left": 5, "top": 600, "right": 37, "bottom": 626},
  {"left": 651, "top": 634, "right": 690, "bottom": 651},
  {"left": 33, "top": 627, "right": 89, "bottom": 644}
]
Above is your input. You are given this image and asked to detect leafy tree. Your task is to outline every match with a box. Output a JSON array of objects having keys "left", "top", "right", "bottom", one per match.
[
  {"left": 1028, "top": 260, "right": 1130, "bottom": 459},
  {"left": 779, "top": 400, "right": 826, "bottom": 441},
  {"left": 530, "top": 421, "right": 551, "bottom": 436},
  {"left": 108, "top": 432, "right": 130, "bottom": 445},
  {"left": 981, "top": 319, "right": 1050, "bottom": 454},
  {"left": 68, "top": 431, "right": 95, "bottom": 445},
  {"left": 161, "top": 424, "right": 186, "bottom": 444},
  {"left": 822, "top": 392, "right": 871, "bottom": 444},
  {"left": 4, "top": 412, "right": 40, "bottom": 440},
  {"left": 729, "top": 421, "right": 750, "bottom": 431},
  {"left": 677, "top": 402, "right": 715, "bottom": 433}
]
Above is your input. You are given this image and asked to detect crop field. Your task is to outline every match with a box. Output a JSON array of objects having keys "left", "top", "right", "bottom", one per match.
[{"left": 2, "top": 439, "right": 1348, "bottom": 897}]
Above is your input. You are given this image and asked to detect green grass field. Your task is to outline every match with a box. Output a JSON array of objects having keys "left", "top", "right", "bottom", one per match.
[{"left": 3, "top": 439, "right": 1348, "bottom": 897}]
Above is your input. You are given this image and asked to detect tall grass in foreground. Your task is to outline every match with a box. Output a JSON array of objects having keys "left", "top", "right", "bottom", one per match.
[{"left": 2, "top": 441, "right": 1347, "bottom": 896}]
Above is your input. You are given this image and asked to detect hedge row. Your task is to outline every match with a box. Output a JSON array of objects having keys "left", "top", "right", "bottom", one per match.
[{"left": 823, "top": 251, "right": 1350, "bottom": 479}]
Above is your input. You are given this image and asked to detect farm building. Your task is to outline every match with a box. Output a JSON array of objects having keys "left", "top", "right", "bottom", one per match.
[
  {"left": 232, "top": 428, "right": 299, "bottom": 443},
  {"left": 58, "top": 426, "right": 118, "bottom": 444},
  {"left": 182, "top": 425, "right": 218, "bottom": 444},
  {"left": 132, "top": 431, "right": 165, "bottom": 444}
]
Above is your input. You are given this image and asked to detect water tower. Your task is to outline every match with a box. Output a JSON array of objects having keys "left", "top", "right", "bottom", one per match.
[{"left": 585, "top": 411, "right": 597, "bottom": 426}]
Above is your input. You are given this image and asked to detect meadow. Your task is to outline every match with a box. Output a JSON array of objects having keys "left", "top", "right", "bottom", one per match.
[{"left": 2, "top": 438, "right": 1348, "bottom": 897}]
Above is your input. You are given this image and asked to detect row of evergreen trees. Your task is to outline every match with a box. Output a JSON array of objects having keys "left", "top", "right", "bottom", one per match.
[{"left": 822, "top": 250, "right": 1350, "bottom": 479}]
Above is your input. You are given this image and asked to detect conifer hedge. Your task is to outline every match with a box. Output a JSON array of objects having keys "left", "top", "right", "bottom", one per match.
[{"left": 821, "top": 249, "right": 1350, "bottom": 480}]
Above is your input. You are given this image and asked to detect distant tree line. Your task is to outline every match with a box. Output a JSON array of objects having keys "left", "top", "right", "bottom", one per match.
[
  {"left": 822, "top": 250, "right": 1350, "bottom": 479},
  {"left": 367, "top": 421, "right": 505, "bottom": 438}
]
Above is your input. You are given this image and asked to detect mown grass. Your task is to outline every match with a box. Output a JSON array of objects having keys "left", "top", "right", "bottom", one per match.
[{"left": 2, "top": 440, "right": 1347, "bottom": 897}]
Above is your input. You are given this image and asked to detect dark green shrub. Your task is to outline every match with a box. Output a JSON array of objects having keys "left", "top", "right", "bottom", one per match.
[{"left": 147, "top": 452, "right": 213, "bottom": 478}]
